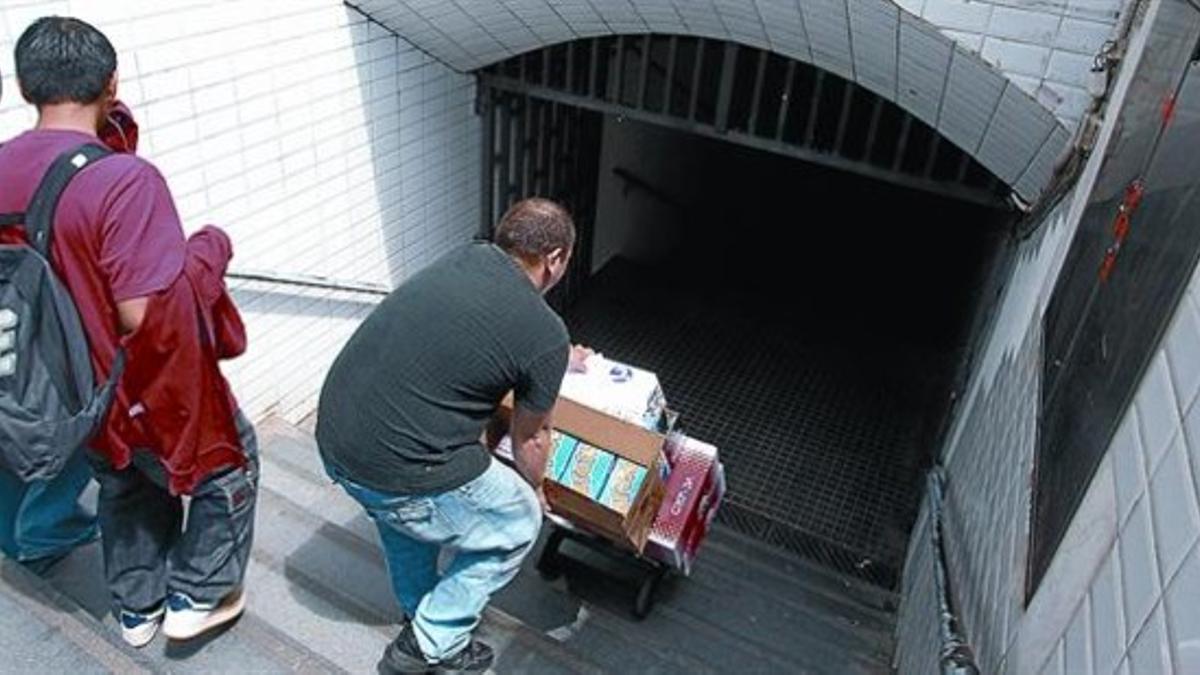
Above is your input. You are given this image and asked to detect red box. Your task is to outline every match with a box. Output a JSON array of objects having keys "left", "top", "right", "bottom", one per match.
[{"left": 645, "top": 434, "right": 725, "bottom": 575}]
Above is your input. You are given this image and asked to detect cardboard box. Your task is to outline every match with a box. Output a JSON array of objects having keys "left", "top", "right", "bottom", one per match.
[
  {"left": 646, "top": 434, "right": 726, "bottom": 575},
  {"left": 559, "top": 355, "right": 668, "bottom": 432},
  {"left": 496, "top": 393, "right": 668, "bottom": 553}
]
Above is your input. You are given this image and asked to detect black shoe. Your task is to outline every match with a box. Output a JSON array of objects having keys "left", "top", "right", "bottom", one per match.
[
  {"left": 436, "top": 639, "right": 494, "bottom": 674},
  {"left": 378, "top": 624, "right": 495, "bottom": 674},
  {"left": 379, "top": 624, "right": 432, "bottom": 674}
]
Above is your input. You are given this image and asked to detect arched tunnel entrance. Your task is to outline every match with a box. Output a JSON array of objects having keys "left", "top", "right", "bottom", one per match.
[{"left": 478, "top": 36, "right": 1018, "bottom": 588}]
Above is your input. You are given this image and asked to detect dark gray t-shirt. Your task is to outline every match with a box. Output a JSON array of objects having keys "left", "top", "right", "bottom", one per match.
[{"left": 316, "top": 242, "right": 569, "bottom": 494}]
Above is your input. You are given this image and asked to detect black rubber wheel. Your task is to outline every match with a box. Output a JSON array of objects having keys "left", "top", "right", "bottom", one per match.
[
  {"left": 536, "top": 529, "right": 566, "bottom": 580},
  {"left": 633, "top": 571, "right": 662, "bottom": 619}
]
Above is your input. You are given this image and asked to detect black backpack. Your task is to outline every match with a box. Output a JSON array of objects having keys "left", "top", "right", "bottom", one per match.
[{"left": 0, "top": 143, "right": 126, "bottom": 480}]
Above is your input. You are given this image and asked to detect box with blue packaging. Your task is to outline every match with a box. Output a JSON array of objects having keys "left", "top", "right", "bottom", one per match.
[
  {"left": 598, "top": 459, "right": 647, "bottom": 515},
  {"left": 494, "top": 368, "right": 670, "bottom": 552},
  {"left": 546, "top": 431, "right": 578, "bottom": 481},
  {"left": 560, "top": 443, "right": 616, "bottom": 500}
]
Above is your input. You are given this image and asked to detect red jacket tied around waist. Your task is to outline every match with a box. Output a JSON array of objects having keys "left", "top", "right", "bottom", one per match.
[{"left": 95, "top": 225, "right": 247, "bottom": 495}]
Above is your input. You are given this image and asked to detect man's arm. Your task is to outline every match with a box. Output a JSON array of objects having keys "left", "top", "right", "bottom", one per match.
[
  {"left": 510, "top": 403, "right": 553, "bottom": 489},
  {"left": 100, "top": 162, "right": 186, "bottom": 334},
  {"left": 511, "top": 340, "right": 569, "bottom": 509},
  {"left": 116, "top": 297, "right": 148, "bottom": 334}
]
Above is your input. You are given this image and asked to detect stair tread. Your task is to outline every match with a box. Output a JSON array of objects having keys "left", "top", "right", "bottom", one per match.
[
  {"left": 0, "top": 416, "right": 895, "bottom": 673},
  {"left": 256, "top": 417, "right": 896, "bottom": 673}
]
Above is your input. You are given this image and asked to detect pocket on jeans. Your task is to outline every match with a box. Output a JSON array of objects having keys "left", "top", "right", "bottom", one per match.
[
  {"left": 374, "top": 496, "right": 471, "bottom": 541},
  {"left": 370, "top": 497, "right": 435, "bottom": 525},
  {"left": 190, "top": 467, "right": 256, "bottom": 568},
  {"left": 211, "top": 468, "right": 255, "bottom": 520}
]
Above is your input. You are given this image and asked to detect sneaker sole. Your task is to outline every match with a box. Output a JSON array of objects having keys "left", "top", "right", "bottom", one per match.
[
  {"left": 121, "top": 621, "right": 162, "bottom": 649},
  {"left": 162, "top": 590, "right": 246, "bottom": 641}
]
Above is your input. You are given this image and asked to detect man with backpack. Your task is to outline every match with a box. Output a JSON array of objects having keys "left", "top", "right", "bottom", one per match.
[
  {"left": 0, "top": 63, "right": 141, "bottom": 579},
  {"left": 0, "top": 16, "right": 257, "bottom": 648},
  {"left": 0, "top": 61, "right": 98, "bottom": 577}
]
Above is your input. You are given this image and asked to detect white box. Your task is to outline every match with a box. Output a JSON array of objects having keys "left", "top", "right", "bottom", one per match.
[{"left": 559, "top": 355, "right": 667, "bottom": 432}]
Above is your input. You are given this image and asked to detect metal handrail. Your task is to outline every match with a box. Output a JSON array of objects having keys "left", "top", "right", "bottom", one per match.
[
  {"left": 928, "top": 468, "right": 980, "bottom": 675},
  {"left": 226, "top": 269, "right": 390, "bottom": 296}
]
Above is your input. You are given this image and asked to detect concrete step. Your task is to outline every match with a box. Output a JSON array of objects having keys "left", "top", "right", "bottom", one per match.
[
  {"left": 0, "top": 559, "right": 155, "bottom": 674},
  {"left": 256, "top": 417, "right": 896, "bottom": 674},
  {"left": 1, "top": 417, "right": 599, "bottom": 674},
  {"left": 0, "top": 415, "right": 895, "bottom": 673}
]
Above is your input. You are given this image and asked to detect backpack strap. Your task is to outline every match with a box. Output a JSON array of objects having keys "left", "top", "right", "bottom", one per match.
[
  {"left": 0, "top": 140, "right": 19, "bottom": 229},
  {"left": 24, "top": 143, "right": 112, "bottom": 258}
]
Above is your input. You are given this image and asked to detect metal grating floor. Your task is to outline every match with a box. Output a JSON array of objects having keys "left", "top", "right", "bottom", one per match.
[{"left": 565, "top": 259, "right": 943, "bottom": 589}]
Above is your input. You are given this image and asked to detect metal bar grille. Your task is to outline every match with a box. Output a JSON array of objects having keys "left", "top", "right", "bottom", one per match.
[{"left": 478, "top": 71, "right": 1005, "bottom": 208}]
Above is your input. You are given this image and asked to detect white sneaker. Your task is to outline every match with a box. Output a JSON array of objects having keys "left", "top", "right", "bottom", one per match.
[
  {"left": 119, "top": 604, "right": 165, "bottom": 648},
  {"left": 161, "top": 588, "right": 246, "bottom": 641}
]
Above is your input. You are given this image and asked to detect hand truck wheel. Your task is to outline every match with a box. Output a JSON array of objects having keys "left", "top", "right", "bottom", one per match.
[{"left": 633, "top": 568, "right": 665, "bottom": 620}]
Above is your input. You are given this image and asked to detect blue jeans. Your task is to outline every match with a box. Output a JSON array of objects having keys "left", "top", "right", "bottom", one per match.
[
  {"left": 0, "top": 447, "right": 97, "bottom": 563},
  {"left": 328, "top": 458, "right": 542, "bottom": 660}
]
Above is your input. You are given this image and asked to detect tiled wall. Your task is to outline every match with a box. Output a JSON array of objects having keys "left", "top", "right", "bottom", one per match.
[
  {"left": 895, "top": 0, "right": 1124, "bottom": 128},
  {"left": 352, "top": 0, "right": 1120, "bottom": 129},
  {"left": 896, "top": 2, "right": 1200, "bottom": 672},
  {"left": 897, "top": 136, "right": 1200, "bottom": 675},
  {"left": 351, "top": 0, "right": 1080, "bottom": 202},
  {"left": 0, "top": 0, "right": 481, "bottom": 422},
  {"left": 892, "top": 191, "right": 1078, "bottom": 673},
  {"left": 1037, "top": 267, "right": 1200, "bottom": 674}
]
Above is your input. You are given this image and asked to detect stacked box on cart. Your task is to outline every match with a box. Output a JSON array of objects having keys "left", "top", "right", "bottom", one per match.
[
  {"left": 646, "top": 434, "right": 726, "bottom": 575},
  {"left": 496, "top": 394, "right": 668, "bottom": 552},
  {"left": 558, "top": 355, "right": 669, "bottom": 432}
]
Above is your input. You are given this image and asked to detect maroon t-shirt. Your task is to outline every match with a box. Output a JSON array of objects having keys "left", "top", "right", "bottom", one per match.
[{"left": 0, "top": 128, "right": 186, "bottom": 404}]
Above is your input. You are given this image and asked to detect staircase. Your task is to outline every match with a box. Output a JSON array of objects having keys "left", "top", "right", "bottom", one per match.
[{"left": 0, "top": 416, "right": 897, "bottom": 673}]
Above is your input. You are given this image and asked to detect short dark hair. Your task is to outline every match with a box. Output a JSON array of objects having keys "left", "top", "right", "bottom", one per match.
[
  {"left": 494, "top": 198, "right": 576, "bottom": 259},
  {"left": 16, "top": 16, "right": 117, "bottom": 106}
]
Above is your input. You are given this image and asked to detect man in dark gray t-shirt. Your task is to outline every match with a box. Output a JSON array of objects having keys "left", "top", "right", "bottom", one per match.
[{"left": 316, "top": 198, "right": 582, "bottom": 674}]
